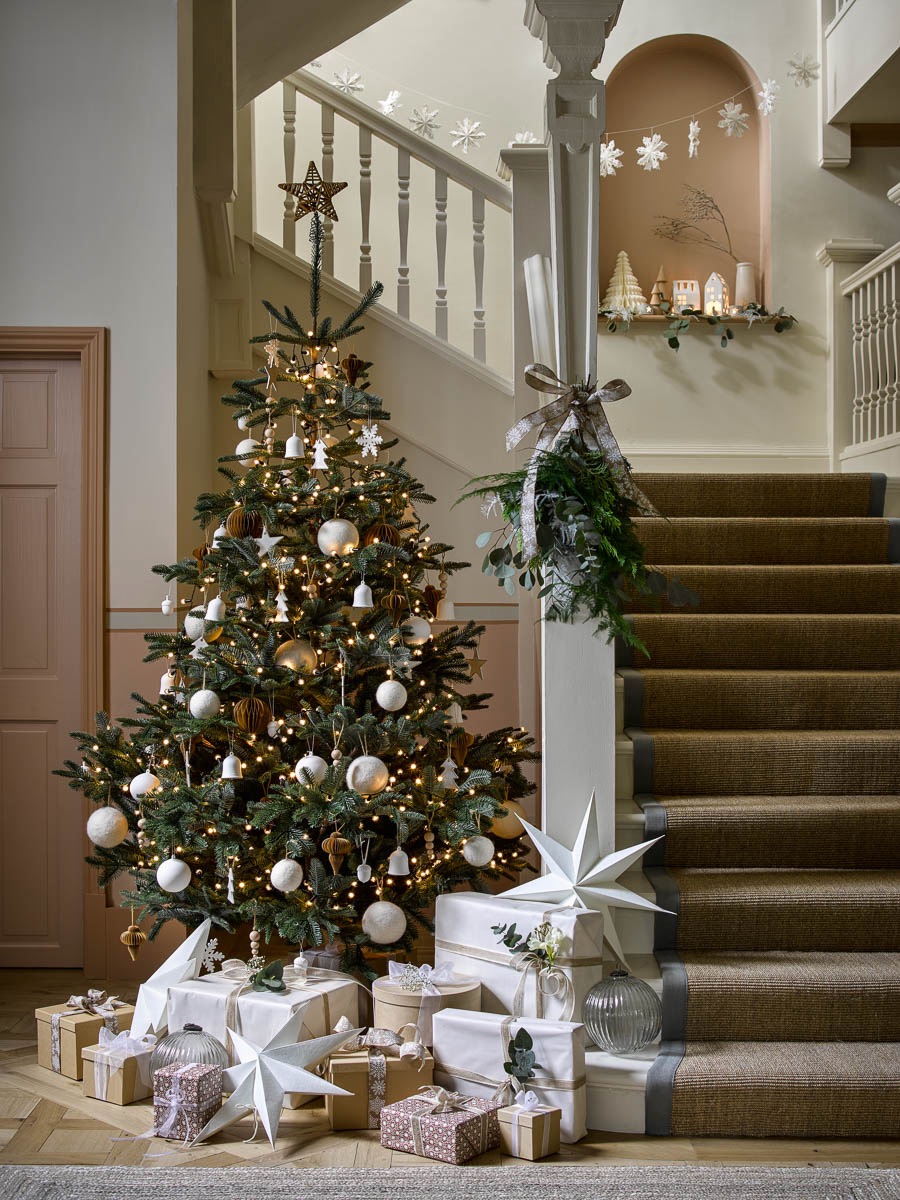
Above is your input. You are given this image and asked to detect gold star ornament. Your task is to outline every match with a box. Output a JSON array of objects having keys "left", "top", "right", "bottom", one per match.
[
  {"left": 467, "top": 652, "right": 487, "bottom": 680},
  {"left": 280, "top": 161, "right": 348, "bottom": 223}
]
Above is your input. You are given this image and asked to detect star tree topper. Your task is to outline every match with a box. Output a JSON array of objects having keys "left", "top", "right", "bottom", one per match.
[
  {"left": 130, "top": 919, "right": 212, "bottom": 1036},
  {"left": 280, "top": 161, "right": 348, "bottom": 223},
  {"left": 501, "top": 792, "right": 671, "bottom": 963}
]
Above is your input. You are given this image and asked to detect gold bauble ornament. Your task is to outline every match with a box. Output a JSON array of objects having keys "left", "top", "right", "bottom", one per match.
[
  {"left": 225, "top": 507, "right": 264, "bottom": 539},
  {"left": 233, "top": 696, "right": 272, "bottom": 735},
  {"left": 120, "top": 909, "right": 146, "bottom": 961},
  {"left": 490, "top": 798, "right": 527, "bottom": 839},
  {"left": 364, "top": 522, "right": 402, "bottom": 547},
  {"left": 322, "top": 833, "right": 353, "bottom": 874}
]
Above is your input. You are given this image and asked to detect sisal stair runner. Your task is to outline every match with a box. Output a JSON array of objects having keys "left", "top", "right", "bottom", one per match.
[{"left": 622, "top": 473, "right": 900, "bottom": 1139}]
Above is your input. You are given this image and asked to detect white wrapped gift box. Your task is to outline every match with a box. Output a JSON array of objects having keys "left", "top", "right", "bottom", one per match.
[
  {"left": 165, "top": 971, "right": 359, "bottom": 1056},
  {"left": 432, "top": 1008, "right": 587, "bottom": 1143},
  {"left": 433, "top": 892, "right": 604, "bottom": 1023}
]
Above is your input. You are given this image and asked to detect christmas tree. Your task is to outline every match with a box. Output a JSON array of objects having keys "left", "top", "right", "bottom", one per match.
[
  {"left": 60, "top": 214, "right": 537, "bottom": 975},
  {"left": 600, "top": 250, "right": 649, "bottom": 317}
]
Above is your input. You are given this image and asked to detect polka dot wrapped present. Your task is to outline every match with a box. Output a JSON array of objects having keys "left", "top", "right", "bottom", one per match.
[{"left": 379, "top": 1086, "right": 501, "bottom": 1164}]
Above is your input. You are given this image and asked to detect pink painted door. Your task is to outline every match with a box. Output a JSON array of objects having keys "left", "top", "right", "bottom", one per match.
[{"left": 0, "top": 359, "right": 84, "bottom": 965}]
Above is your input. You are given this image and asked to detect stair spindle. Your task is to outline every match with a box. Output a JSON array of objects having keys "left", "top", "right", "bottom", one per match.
[
  {"left": 321, "top": 103, "right": 336, "bottom": 275},
  {"left": 472, "top": 191, "right": 486, "bottom": 363},
  {"left": 435, "top": 169, "right": 448, "bottom": 340},
  {"left": 282, "top": 82, "right": 297, "bottom": 255},
  {"left": 359, "top": 126, "right": 372, "bottom": 291},
  {"left": 397, "top": 147, "right": 411, "bottom": 318}
]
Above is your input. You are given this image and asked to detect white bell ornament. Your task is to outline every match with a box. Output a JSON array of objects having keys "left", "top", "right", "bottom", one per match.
[
  {"left": 159, "top": 669, "right": 177, "bottom": 696},
  {"left": 436, "top": 595, "right": 456, "bottom": 620},
  {"left": 317, "top": 518, "right": 360, "bottom": 556},
  {"left": 129, "top": 770, "right": 161, "bottom": 800},
  {"left": 361, "top": 899, "right": 407, "bottom": 944},
  {"left": 346, "top": 754, "right": 390, "bottom": 796},
  {"left": 205, "top": 594, "right": 226, "bottom": 622},
  {"left": 387, "top": 846, "right": 410, "bottom": 876},
  {"left": 235, "top": 437, "right": 261, "bottom": 462},
  {"left": 462, "top": 834, "right": 495, "bottom": 867},
  {"left": 402, "top": 615, "right": 431, "bottom": 646},
  {"left": 294, "top": 753, "right": 328, "bottom": 785},
  {"left": 156, "top": 856, "right": 192, "bottom": 892},
  {"left": 189, "top": 688, "right": 221, "bottom": 720},
  {"left": 212, "top": 523, "right": 228, "bottom": 547},
  {"left": 375, "top": 679, "right": 407, "bottom": 712},
  {"left": 221, "top": 753, "right": 243, "bottom": 780},
  {"left": 352, "top": 580, "right": 373, "bottom": 608},
  {"left": 270, "top": 858, "right": 304, "bottom": 893},
  {"left": 274, "top": 638, "right": 317, "bottom": 673},
  {"left": 86, "top": 806, "right": 129, "bottom": 848},
  {"left": 183, "top": 610, "right": 206, "bottom": 641},
  {"left": 284, "top": 434, "right": 304, "bottom": 459}
]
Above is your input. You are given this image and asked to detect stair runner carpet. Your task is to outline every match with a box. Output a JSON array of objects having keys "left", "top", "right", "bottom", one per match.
[{"left": 619, "top": 473, "right": 900, "bottom": 1139}]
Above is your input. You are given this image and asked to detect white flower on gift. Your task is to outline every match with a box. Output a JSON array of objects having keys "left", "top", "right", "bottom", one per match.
[{"left": 526, "top": 922, "right": 564, "bottom": 967}]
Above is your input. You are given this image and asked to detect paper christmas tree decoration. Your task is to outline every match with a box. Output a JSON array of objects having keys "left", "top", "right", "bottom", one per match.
[
  {"left": 649, "top": 266, "right": 670, "bottom": 311},
  {"left": 601, "top": 251, "right": 649, "bottom": 317}
]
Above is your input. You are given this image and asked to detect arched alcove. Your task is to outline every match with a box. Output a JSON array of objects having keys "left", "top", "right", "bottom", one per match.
[{"left": 600, "top": 35, "right": 770, "bottom": 311}]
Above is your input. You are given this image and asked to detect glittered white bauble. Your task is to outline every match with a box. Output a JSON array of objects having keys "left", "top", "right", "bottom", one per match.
[
  {"left": 129, "top": 770, "right": 161, "bottom": 800},
  {"left": 375, "top": 679, "right": 407, "bottom": 712},
  {"left": 490, "top": 799, "right": 527, "bottom": 839},
  {"left": 274, "top": 638, "right": 317, "bottom": 673},
  {"left": 221, "top": 753, "right": 243, "bottom": 779},
  {"left": 189, "top": 688, "right": 221, "bottom": 719},
  {"left": 356, "top": 863, "right": 373, "bottom": 883},
  {"left": 270, "top": 858, "right": 304, "bottom": 893},
  {"left": 235, "top": 437, "right": 261, "bottom": 462},
  {"left": 346, "top": 754, "right": 390, "bottom": 796},
  {"left": 156, "top": 856, "right": 192, "bottom": 892},
  {"left": 86, "top": 806, "right": 129, "bottom": 848},
  {"left": 183, "top": 610, "right": 206, "bottom": 641},
  {"left": 462, "top": 835, "right": 495, "bottom": 867},
  {"left": 317, "top": 518, "right": 360, "bottom": 556},
  {"left": 361, "top": 899, "right": 407, "bottom": 944},
  {"left": 294, "top": 753, "right": 328, "bottom": 784},
  {"left": 401, "top": 615, "right": 431, "bottom": 645},
  {"left": 284, "top": 434, "right": 304, "bottom": 459}
]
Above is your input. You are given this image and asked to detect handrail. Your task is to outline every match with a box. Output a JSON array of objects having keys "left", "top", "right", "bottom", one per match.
[{"left": 840, "top": 240, "right": 900, "bottom": 295}]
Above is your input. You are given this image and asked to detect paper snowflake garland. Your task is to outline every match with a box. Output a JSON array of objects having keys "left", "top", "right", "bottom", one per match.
[
  {"left": 409, "top": 106, "right": 441, "bottom": 139},
  {"left": 510, "top": 131, "right": 540, "bottom": 145},
  {"left": 451, "top": 117, "right": 485, "bottom": 155},
  {"left": 201, "top": 937, "right": 225, "bottom": 973},
  {"left": 356, "top": 422, "right": 383, "bottom": 458},
  {"left": 718, "top": 101, "right": 749, "bottom": 138},
  {"left": 688, "top": 120, "right": 701, "bottom": 159},
  {"left": 787, "top": 52, "right": 819, "bottom": 88},
  {"left": 636, "top": 132, "right": 668, "bottom": 171},
  {"left": 377, "top": 90, "right": 403, "bottom": 116},
  {"left": 333, "top": 68, "right": 363, "bottom": 95},
  {"left": 599, "top": 139, "right": 624, "bottom": 177},
  {"left": 757, "top": 79, "right": 780, "bottom": 116}
]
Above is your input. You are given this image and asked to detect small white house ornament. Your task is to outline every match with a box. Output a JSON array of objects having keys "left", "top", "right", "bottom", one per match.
[
  {"left": 703, "top": 272, "right": 729, "bottom": 315},
  {"left": 672, "top": 279, "right": 701, "bottom": 313}
]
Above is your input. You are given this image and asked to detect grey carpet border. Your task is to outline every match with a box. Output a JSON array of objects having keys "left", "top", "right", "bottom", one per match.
[
  {"left": 888, "top": 518, "right": 900, "bottom": 564},
  {"left": 626, "top": 728, "right": 655, "bottom": 794},
  {"left": 619, "top": 668, "right": 645, "bottom": 727},
  {"left": 870, "top": 473, "right": 888, "bottom": 518},
  {"left": 638, "top": 794, "right": 668, "bottom": 867},
  {"left": 615, "top": 628, "right": 634, "bottom": 668},
  {"left": 645, "top": 1037, "right": 685, "bottom": 1138}
]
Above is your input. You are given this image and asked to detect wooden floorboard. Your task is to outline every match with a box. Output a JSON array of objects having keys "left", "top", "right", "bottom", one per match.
[{"left": 0, "top": 968, "right": 897, "bottom": 1169}]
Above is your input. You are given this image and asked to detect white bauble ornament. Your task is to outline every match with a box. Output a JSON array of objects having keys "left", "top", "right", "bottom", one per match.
[
  {"left": 402, "top": 615, "right": 431, "bottom": 645},
  {"left": 189, "top": 688, "right": 221, "bottom": 719},
  {"left": 346, "top": 754, "right": 390, "bottom": 796},
  {"left": 267, "top": 719, "right": 280, "bottom": 738},
  {"left": 317, "top": 518, "right": 360, "bottom": 556},
  {"left": 237, "top": 414, "right": 251, "bottom": 430},
  {"left": 491, "top": 799, "right": 527, "bottom": 839},
  {"left": 462, "top": 835, "right": 495, "bottom": 867},
  {"left": 387, "top": 846, "right": 410, "bottom": 875},
  {"left": 221, "top": 753, "right": 243, "bottom": 779},
  {"left": 235, "top": 437, "right": 261, "bottom": 462},
  {"left": 183, "top": 610, "right": 206, "bottom": 641},
  {"left": 156, "top": 856, "right": 192, "bottom": 892},
  {"left": 294, "top": 753, "right": 328, "bottom": 784},
  {"left": 356, "top": 863, "right": 373, "bottom": 883},
  {"left": 361, "top": 899, "right": 407, "bottom": 944},
  {"left": 274, "top": 638, "right": 317, "bottom": 673},
  {"left": 129, "top": 770, "right": 161, "bottom": 800},
  {"left": 205, "top": 594, "right": 226, "bottom": 622},
  {"left": 284, "top": 434, "right": 304, "bottom": 459},
  {"left": 376, "top": 679, "right": 407, "bottom": 712},
  {"left": 161, "top": 596, "right": 174, "bottom": 615},
  {"left": 270, "top": 858, "right": 304, "bottom": 893},
  {"left": 86, "top": 806, "right": 129, "bottom": 848}
]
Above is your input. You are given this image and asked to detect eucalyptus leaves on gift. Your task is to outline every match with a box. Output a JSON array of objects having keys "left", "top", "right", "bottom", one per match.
[{"left": 504, "top": 1028, "right": 542, "bottom": 1087}]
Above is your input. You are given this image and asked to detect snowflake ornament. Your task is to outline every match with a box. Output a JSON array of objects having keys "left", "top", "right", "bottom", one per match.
[
  {"left": 599, "top": 139, "right": 624, "bottom": 177},
  {"left": 636, "top": 132, "right": 668, "bottom": 171},
  {"left": 757, "top": 79, "right": 780, "bottom": 116},
  {"left": 688, "top": 120, "right": 701, "bottom": 159},
  {"left": 718, "top": 101, "right": 749, "bottom": 138},
  {"left": 451, "top": 117, "right": 485, "bottom": 155},
  {"left": 202, "top": 938, "right": 225, "bottom": 973},
  {"left": 509, "top": 131, "right": 540, "bottom": 145},
  {"left": 377, "top": 90, "right": 402, "bottom": 116},
  {"left": 312, "top": 439, "right": 329, "bottom": 470},
  {"left": 409, "top": 106, "right": 441, "bottom": 139},
  {"left": 787, "top": 52, "right": 820, "bottom": 88},
  {"left": 333, "top": 68, "right": 364, "bottom": 95},
  {"left": 356, "top": 422, "right": 383, "bottom": 459}
]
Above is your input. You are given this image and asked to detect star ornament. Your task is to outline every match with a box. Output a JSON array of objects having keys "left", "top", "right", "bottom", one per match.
[
  {"left": 467, "top": 652, "right": 487, "bottom": 680},
  {"left": 194, "top": 1014, "right": 360, "bottom": 1147},
  {"left": 254, "top": 525, "right": 284, "bottom": 559},
  {"left": 130, "top": 919, "right": 212, "bottom": 1037},
  {"left": 279, "top": 161, "right": 348, "bottom": 223},
  {"left": 501, "top": 792, "right": 672, "bottom": 963}
]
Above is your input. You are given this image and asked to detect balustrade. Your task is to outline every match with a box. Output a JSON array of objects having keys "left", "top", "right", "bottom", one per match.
[{"left": 843, "top": 246, "right": 900, "bottom": 447}]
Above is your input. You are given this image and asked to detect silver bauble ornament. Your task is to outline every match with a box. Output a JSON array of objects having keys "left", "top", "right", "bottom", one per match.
[
  {"left": 361, "top": 899, "right": 407, "bottom": 944},
  {"left": 156, "top": 856, "right": 192, "bottom": 892},
  {"left": 235, "top": 437, "right": 261, "bottom": 462},
  {"left": 270, "top": 858, "right": 304, "bottom": 893},
  {"left": 294, "top": 753, "right": 328, "bottom": 784},
  {"left": 376, "top": 679, "right": 407, "bottom": 712},
  {"left": 189, "top": 688, "right": 221, "bottom": 720},
  {"left": 317, "top": 518, "right": 360, "bottom": 556},
  {"left": 402, "top": 615, "right": 431, "bottom": 645},
  {"left": 346, "top": 754, "right": 390, "bottom": 796},
  {"left": 274, "top": 638, "right": 317, "bottom": 673},
  {"left": 462, "top": 834, "right": 495, "bottom": 867},
  {"left": 129, "top": 770, "right": 161, "bottom": 800},
  {"left": 183, "top": 610, "right": 206, "bottom": 641},
  {"left": 86, "top": 806, "right": 129, "bottom": 848}
]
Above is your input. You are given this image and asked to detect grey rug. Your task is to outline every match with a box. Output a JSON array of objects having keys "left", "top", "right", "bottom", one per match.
[{"left": 1, "top": 1165, "right": 898, "bottom": 1200}]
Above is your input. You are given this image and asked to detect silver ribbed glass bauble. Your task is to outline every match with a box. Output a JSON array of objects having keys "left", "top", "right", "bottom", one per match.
[
  {"left": 583, "top": 970, "right": 662, "bottom": 1054},
  {"left": 149, "top": 1023, "right": 229, "bottom": 1075}
]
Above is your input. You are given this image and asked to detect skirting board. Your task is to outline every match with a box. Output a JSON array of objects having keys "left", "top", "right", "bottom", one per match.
[
  {"left": 624, "top": 446, "right": 830, "bottom": 473},
  {"left": 586, "top": 1045, "right": 657, "bottom": 1134}
]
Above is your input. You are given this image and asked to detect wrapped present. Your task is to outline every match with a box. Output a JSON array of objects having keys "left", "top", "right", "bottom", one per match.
[
  {"left": 296, "top": 944, "right": 342, "bottom": 971},
  {"left": 373, "top": 961, "right": 481, "bottom": 1046},
  {"left": 36, "top": 993, "right": 134, "bottom": 1079},
  {"left": 82, "top": 1027, "right": 156, "bottom": 1104},
  {"left": 498, "top": 1089, "right": 561, "bottom": 1160},
  {"left": 380, "top": 1086, "right": 501, "bottom": 1164},
  {"left": 434, "top": 892, "right": 604, "bottom": 1023},
  {"left": 432, "top": 1008, "right": 587, "bottom": 1143},
  {"left": 165, "top": 959, "right": 358, "bottom": 1055},
  {"left": 153, "top": 1062, "right": 222, "bottom": 1142},
  {"left": 326, "top": 1026, "right": 434, "bottom": 1130}
]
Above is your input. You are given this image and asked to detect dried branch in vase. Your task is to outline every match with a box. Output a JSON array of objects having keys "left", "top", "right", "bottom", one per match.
[{"left": 652, "top": 185, "right": 737, "bottom": 264}]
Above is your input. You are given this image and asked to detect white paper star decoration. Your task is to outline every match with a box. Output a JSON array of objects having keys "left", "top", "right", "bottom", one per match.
[
  {"left": 510, "top": 131, "right": 540, "bottom": 146},
  {"left": 718, "top": 101, "right": 749, "bottom": 138},
  {"left": 194, "top": 1013, "right": 359, "bottom": 1146},
  {"left": 501, "top": 792, "right": 671, "bottom": 963},
  {"left": 451, "top": 117, "right": 485, "bottom": 155},
  {"left": 787, "top": 52, "right": 820, "bottom": 88},
  {"left": 356, "top": 422, "right": 383, "bottom": 458},
  {"left": 377, "top": 90, "right": 402, "bottom": 116},
  {"left": 130, "top": 919, "right": 212, "bottom": 1037},
  {"left": 688, "top": 119, "right": 701, "bottom": 159},
  {"left": 599, "top": 139, "right": 624, "bottom": 177},
  {"left": 757, "top": 79, "right": 780, "bottom": 116},
  {"left": 636, "top": 133, "right": 668, "bottom": 172},
  {"left": 333, "top": 68, "right": 363, "bottom": 95},
  {"left": 409, "top": 106, "right": 441, "bottom": 139}
]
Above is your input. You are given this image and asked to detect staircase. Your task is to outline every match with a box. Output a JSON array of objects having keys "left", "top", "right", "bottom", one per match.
[{"left": 616, "top": 472, "right": 900, "bottom": 1138}]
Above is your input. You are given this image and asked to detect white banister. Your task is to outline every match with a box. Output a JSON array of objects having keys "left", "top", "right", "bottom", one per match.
[
  {"left": 435, "top": 169, "right": 448, "bottom": 340},
  {"left": 397, "top": 146, "right": 411, "bottom": 319},
  {"left": 472, "top": 192, "right": 486, "bottom": 362},
  {"left": 321, "top": 102, "right": 336, "bottom": 275},
  {"left": 282, "top": 81, "right": 297, "bottom": 255},
  {"left": 359, "top": 125, "right": 372, "bottom": 291},
  {"left": 841, "top": 243, "right": 900, "bottom": 448}
]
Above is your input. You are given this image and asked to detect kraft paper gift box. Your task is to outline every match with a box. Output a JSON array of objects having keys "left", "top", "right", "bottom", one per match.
[
  {"left": 380, "top": 1089, "right": 501, "bottom": 1164},
  {"left": 82, "top": 1028, "right": 156, "bottom": 1104},
  {"left": 372, "top": 962, "right": 481, "bottom": 1046},
  {"left": 36, "top": 994, "right": 135, "bottom": 1080},
  {"left": 498, "top": 1090, "right": 562, "bottom": 1160},
  {"left": 153, "top": 1062, "right": 222, "bottom": 1142},
  {"left": 431, "top": 1007, "right": 587, "bottom": 1143},
  {"left": 433, "top": 892, "right": 604, "bottom": 1023},
  {"left": 325, "top": 1035, "right": 435, "bottom": 1130}
]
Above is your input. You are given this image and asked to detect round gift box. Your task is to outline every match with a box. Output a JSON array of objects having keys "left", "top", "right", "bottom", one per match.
[{"left": 372, "top": 973, "right": 481, "bottom": 1047}]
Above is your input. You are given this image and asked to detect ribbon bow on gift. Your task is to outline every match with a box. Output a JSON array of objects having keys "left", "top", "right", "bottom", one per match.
[
  {"left": 97, "top": 1026, "right": 156, "bottom": 1057},
  {"left": 332, "top": 1016, "right": 428, "bottom": 1068},
  {"left": 217, "top": 958, "right": 310, "bottom": 988},
  {"left": 414, "top": 1085, "right": 476, "bottom": 1115},
  {"left": 512, "top": 952, "right": 575, "bottom": 1022},
  {"left": 93, "top": 1028, "right": 157, "bottom": 1100},
  {"left": 506, "top": 363, "right": 659, "bottom": 560},
  {"left": 512, "top": 1088, "right": 552, "bottom": 1113},
  {"left": 67, "top": 989, "right": 124, "bottom": 1016},
  {"left": 387, "top": 960, "right": 456, "bottom": 995}
]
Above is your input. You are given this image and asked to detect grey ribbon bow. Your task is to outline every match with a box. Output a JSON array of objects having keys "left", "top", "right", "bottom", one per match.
[{"left": 506, "top": 363, "right": 659, "bottom": 560}]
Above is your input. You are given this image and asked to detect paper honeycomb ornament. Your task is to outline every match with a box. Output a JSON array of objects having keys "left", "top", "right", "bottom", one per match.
[{"left": 601, "top": 251, "right": 649, "bottom": 317}]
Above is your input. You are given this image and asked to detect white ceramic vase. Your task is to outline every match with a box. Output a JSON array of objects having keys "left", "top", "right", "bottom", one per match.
[{"left": 734, "top": 262, "right": 757, "bottom": 309}]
